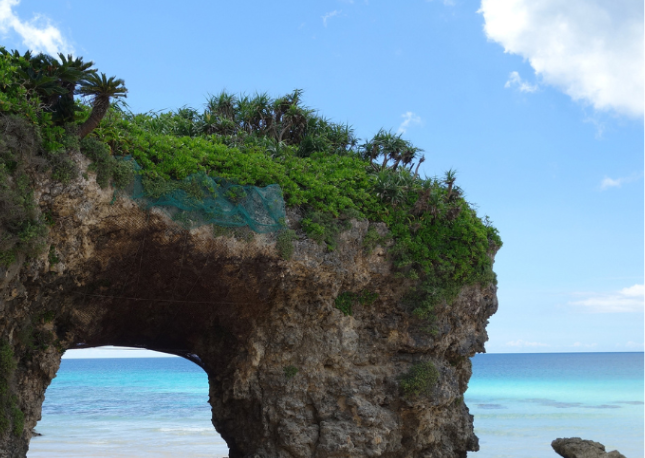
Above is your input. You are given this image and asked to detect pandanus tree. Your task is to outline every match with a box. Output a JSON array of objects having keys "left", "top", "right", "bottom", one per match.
[
  {"left": 444, "top": 168, "right": 457, "bottom": 201},
  {"left": 362, "top": 129, "right": 421, "bottom": 173},
  {"left": 203, "top": 91, "right": 237, "bottom": 135},
  {"left": 77, "top": 73, "right": 127, "bottom": 139}
]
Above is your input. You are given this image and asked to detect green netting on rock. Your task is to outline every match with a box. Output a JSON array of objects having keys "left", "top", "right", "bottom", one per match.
[{"left": 120, "top": 158, "right": 286, "bottom": 233}]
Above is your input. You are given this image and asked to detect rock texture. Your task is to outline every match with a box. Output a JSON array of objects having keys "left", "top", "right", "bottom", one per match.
[
  {"left": 552, "top": 438, "right": 627, "bottom": 458},
  {"left": 0, "top": 153, "right": 498, "bottom": 458}
]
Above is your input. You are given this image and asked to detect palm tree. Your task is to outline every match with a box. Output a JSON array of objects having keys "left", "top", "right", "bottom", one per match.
[
  {"left": 249, "top": 92, "right": 272, "bottom": 133},
  {"left": 444, "top": 168, "right": 457, "bottom": 201},
  {"left": 373, "top": 130, "right": 407, "bottom": 171},
  {"left": 53, "top": 53, "right": 96, "bottom": 122},
  {"left": 413, "top": 155, "right": 425, "bottom": 178},
  {"left": 206, "top": 91, "right": 237, "bottom": 120},
  {"left": 77, "top": 73, "right": 127, "bottom": 138},
  {"left": 392, "top": 144, "right": 422, "bottom": 171}
]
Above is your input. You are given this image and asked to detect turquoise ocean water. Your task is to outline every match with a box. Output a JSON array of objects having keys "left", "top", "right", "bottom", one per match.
[{"left": 28, "top": 353, "right": 643, "bottom": 458}]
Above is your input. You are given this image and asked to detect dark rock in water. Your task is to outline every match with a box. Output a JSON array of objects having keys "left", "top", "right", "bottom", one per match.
[{"left": 552, "top": 437, "right": 626, "bottom": 458}]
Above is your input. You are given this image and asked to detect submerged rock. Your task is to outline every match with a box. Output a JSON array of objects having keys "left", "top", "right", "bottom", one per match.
[{"left": 552, "top": 437, "right": 626, "bottom": 458}]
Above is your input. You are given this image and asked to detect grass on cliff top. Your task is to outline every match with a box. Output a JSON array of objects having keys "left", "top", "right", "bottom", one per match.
[{"left": 0, "top": 48, "right": 502, "bottom": 319}]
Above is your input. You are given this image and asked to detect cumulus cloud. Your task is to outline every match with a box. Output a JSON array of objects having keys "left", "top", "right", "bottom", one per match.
[
  {"left": 479, "top": 0, "right": 644, "bottom": 117},
  {"left": 0, "top": 0, "right": 72, "bottom": 55},
  {"left": 505, "top": 71, "right": 538, "bottom": 92},
  {"left": 322, "top": 10, "right": 341, "bottom": 27},
  {"left": 505, "top": 339, "right": 550, "bottom": 348},
  {"left": 397, "top": 111, "right": 422, "bottom": 134},
  {"left": 570, "top": 284, "right": 644, "bottom": 313}
]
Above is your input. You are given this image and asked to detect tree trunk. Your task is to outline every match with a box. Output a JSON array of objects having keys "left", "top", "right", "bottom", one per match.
[{"left": 78, "top": 96, "right": 110, "bottom": 139}]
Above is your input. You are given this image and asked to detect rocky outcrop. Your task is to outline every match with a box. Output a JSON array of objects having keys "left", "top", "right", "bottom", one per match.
[
  {"left": 552, "top": 438, "right": 627, "bottom": 458},
  {"left": 0, "top": 152, "right": 498, "bottom": 458}
]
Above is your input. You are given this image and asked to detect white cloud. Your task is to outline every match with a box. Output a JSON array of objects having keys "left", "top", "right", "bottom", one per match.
[
  {"left": 0, "top": 0, "right": 72, "bottom": 55},
  {"left": 505, "top": 339, "right": 550, "bottom": 348},
  {"left": 504, "top": 71, "right": 538, "bottom": 92},
  {"left": 397, "top": 111, "right": 422, "bottom": 134},
  {"left": 600, "top": 173, "right": 642, "bottom": 190},
  {"left": 601, "top": 177, "right": 623, "bottom": 189},
  {"left": 322, "top": 10, "right": 341, "bottom": 27},
  {"left": 479, "top": 0, "right": 644, "bottom": 117},
  {"left": 570, "top": 284, "right": 645, "bottom": 313}
]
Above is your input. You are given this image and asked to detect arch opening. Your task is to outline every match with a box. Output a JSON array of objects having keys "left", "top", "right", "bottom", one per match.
[{"left": 28, "top": 347, "right": 230, "bottom": 458}]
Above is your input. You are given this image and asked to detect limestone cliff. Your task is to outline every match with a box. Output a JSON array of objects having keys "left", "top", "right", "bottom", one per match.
[{"left": 0, "top": 152, "right": 498, "bottom": 458}]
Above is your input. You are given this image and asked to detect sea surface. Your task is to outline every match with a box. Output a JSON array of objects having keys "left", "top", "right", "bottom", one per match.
[{"left": 28, "top": 352, "right": 643, "bottom": 458}]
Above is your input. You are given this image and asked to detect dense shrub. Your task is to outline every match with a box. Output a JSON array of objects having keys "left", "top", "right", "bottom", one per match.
[{"left": 399, "top": 361, "right": 440, "bottom": 398}]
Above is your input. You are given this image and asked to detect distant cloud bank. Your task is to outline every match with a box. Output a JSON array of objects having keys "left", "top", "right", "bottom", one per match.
[
  {"left": 479, "top": 0, "right": 644, "bottom": 117},
  {"left": 0, "top": 0, "right": 72, "bottom": 54},
  {"left": 570, "top": 284, "right": 645, "bottom": 313}
]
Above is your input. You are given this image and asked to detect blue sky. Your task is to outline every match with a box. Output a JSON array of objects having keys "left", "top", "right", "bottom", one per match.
[{"left": 1, "top": 0, "right": 643, "bottom": 355}]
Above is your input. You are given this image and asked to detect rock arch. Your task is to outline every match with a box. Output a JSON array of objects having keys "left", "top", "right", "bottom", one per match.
[{"left": 0, "top": 157, "right": 497, "bottom": 457}]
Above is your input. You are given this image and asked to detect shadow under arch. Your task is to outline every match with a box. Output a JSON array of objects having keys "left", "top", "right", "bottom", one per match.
[{"left": 29, "top": 347, "right": 230, "bottom": 457}]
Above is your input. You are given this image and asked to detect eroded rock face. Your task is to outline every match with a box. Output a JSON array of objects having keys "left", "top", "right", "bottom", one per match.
[{"left": 0, "top": 153, "right": 498, "bottom": 458}]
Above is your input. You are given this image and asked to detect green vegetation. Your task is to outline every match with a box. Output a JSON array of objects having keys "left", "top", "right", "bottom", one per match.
[
  {"left": 283, "top": 365, "right": 298, "bottom": 379},
  {"left": 0, "top": 340, "right": 23, "bottom": 437},
  {"left": 362, "top": 225, "right": 391, "bottom": 254},
  {"left": 48, "top": 245, "right": 59, "bottom": 265},
  {"left": 41, "top": 311, "right": 56, "bottom": 324},
  {"left": 15, "top": 323, "right": 54, "bottom": 353},
  {"left": 0, "top": 48, "right": 119, "bottom": 266},
  {"left": 399, "top": 361, "right": 440, "bottom": 398},
  {"left": 10, "top": 399, "right": 24, "bottom": 437},
  {"left": 276, "top": 229, "right": 297, "bottom": 260},
  {"left": 334, "top": 290, "right": 379, "bottom": 316},
  {"left": 0, "top": 47, "right": 501, "bottom": 326},
  {"left": 0, "top": 114, "right": 49, "bottom": 267}
]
